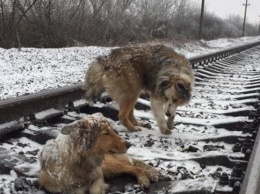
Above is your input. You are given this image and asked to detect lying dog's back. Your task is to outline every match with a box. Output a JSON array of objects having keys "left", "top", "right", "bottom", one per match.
[{"left": 38, "top": 134, "right": 105, "bottom": 193}]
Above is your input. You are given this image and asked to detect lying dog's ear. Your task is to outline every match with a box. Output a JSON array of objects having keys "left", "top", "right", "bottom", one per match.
[{"left": 61, "top": 121, "right": 82, "bottom": 135}]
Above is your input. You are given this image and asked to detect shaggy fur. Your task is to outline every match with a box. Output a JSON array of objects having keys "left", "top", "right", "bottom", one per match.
[
  {"left": 102, "top": 153, "right": 159, "bottom": 188},
  {"left": 38, "top": 113, "right": 129, "bottom": 194},
  {"left": 84, "top": 45, "right": 194, "bottom": 134}
]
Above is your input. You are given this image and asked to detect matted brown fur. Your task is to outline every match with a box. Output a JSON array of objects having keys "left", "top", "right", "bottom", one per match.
[
  {"left": 102, "top": 153, "right": 159, "bottom": 188},
  {"left": 38, "top": 113, "right": 129, "bottom": 194},
  {"left": 84, "top": 45, "right": 194, "bottom": 134}
]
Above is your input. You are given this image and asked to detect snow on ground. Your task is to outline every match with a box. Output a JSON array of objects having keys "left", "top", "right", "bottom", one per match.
[
  {"left": 0, "top": 36, "right": 260, "bottom": 100},
  {"left": 0, "top": 36, "right": 260, "bottom": 193}
]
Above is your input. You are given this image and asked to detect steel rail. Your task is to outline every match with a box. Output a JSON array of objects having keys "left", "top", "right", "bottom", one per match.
[
  {"left": 189, "top": 41, "right": 260, "bottom": 68},
  {"left": 240, "top": 124, "right": 260, "bottom": 194},
  {"left": 1, "top": 41, "right": 260, "bottom": 124},
  {"left": 0, "top": 84, "right": 84, "bottom": 124}
]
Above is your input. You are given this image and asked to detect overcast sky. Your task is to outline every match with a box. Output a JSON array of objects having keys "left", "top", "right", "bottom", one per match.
[{"left": 192, "top": 0, "right": 260, "bottom": 25}]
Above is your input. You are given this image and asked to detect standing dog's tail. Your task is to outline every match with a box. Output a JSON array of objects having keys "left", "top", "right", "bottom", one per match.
[{"left": 84, "top": 58, "right": 105, "bottom": 104}]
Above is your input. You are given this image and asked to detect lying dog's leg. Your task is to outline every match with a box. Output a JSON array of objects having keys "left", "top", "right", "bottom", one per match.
[
  {"left": 89, "top": 176, "right": 108, "bottom": 194},
  {"left": 132, "top": 159, "right": 159, "bottom": 182},
  {"left": 103, "top": 154, "right": 150, "bottom": 188},
  {"left": 119, "top": 100, "right": 141, "bottom": 132},
  {"left": 74, "top": 186, "right": 88, "bottom": 194},
  {"left": 150, "top": 96, "right": 171, "bottom": 135},
  {"left": 108, "top": 164, "right": 150, "bottom": 188}
]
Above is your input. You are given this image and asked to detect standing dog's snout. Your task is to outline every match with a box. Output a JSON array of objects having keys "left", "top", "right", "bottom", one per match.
[
  {"left": 125, "top": 141, "right": 132, "bottom": 149},
  {"left": 165, "top": 112, "right": 171, "bottom": 117}
]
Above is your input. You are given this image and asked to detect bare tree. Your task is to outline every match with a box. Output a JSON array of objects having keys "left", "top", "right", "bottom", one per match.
[{"left": 0, "top": 0, "right": 258, "bottom": 48}]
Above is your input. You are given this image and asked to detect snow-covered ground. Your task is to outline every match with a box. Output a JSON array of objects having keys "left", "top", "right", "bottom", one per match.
[
  {"left": 0, "top": 36, "right": 260, "bottom": 193},
  {"left": 0, "top": 36, "right": 259, "bottom": 100}
]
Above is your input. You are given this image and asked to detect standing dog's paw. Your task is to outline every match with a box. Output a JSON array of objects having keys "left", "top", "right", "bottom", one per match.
[
  {"left": 160, "top": 128, "right": 172, "bottom": 135},
  {"left": 138, "top": 121, "right": 152, "bottom": 129},
  {"left": 129, "top": 126, "right": 142, "bottom": 132}
]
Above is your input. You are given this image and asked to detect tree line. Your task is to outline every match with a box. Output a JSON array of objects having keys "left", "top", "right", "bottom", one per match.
[{"left": 0, "top": 0, "right": 258, "bottom": 48}]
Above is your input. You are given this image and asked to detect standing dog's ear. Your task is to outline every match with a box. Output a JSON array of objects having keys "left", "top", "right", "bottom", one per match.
[{"left": 157, "top": 77, "right": 173, "bottom": 96}]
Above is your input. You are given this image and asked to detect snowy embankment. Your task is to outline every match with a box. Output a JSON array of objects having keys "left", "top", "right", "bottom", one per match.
[{"left": 0, "top": 36, "right": 259, "bottom": 100}]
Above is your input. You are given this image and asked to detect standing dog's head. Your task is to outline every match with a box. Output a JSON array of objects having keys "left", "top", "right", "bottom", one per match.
[
  {"left": 156, "top": 73, "right": 194, "bottom": 117},
  {"left": 151, "top": 46, "right": 194, "bottom": 118},
  {"left": 61, "top": 113, "right": 130, "bottom": 155}
]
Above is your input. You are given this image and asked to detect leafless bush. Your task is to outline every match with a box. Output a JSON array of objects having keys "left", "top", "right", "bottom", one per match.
[
  {"left": 0, "top": 0, "right": 258, "bottom": 48},
  {"left": 226, "top": 15, "right": 258, "bottom": 37}
]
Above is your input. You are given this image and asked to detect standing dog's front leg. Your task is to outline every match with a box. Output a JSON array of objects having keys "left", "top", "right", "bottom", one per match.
[
  {"left": 165, "top": 103, "right": 177, "bottom": 130},
  {"left": 150, "top": 96, "right": 171, "bottom": 135}
]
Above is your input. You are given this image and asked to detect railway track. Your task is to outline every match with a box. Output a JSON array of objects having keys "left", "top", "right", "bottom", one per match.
[{"left": 0, "top": 41, "right": 260, "bottom": 194}]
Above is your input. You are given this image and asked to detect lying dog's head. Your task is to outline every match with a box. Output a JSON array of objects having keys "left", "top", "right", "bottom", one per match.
[
  {"left": 156, "top": 73, "right": 194, "bottom": 117},
  {"left": 61, "top": 113, "right": 130, "bottom": 155}
]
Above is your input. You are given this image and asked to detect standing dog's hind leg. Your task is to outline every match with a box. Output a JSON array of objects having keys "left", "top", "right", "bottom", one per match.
[
  {"left": 119, "top": 100, "right": 141, "bottom": 132},
  {"left": 129, "top": 108, "right": 139, "bottom": 126},
  {"left": 130, "top": 109, "right": 150, "bottom": 128}
]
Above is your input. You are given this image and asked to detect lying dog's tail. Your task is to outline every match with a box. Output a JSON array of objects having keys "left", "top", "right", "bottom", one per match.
[{"left": 84, "top": 58, "right": 105, "bottom": 104}]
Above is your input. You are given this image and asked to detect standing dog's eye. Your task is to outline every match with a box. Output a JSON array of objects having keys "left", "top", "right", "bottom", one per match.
[
  {"left": 160, "top": 80, "right": 171, "bottom": 87},
  {"left": 177, "top": 80, "right": 186, "bottom": 91},
  {"left": 172, "top": 99, "right": 178, "bottom": 103}
]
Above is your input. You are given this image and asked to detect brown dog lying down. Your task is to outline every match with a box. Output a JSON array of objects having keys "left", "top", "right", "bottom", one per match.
[{"left": 38, "top": 113, "right": 159, "bottom": 194}]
